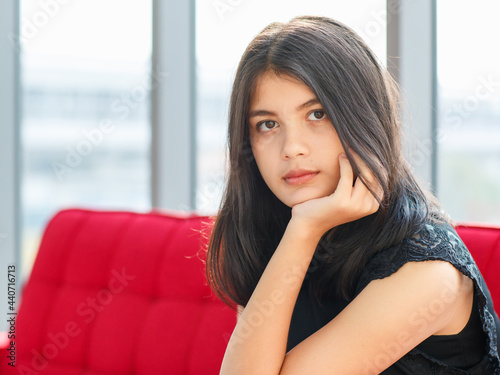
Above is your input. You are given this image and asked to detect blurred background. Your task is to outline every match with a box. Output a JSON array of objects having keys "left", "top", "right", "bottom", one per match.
[{"left": 1, "top": 0, "right": 499, "bottom": 288}]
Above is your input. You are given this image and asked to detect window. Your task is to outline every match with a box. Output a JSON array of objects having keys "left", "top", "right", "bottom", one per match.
[
  {"left": 21, "top": 0, "right": 152, "bottom": 278},
  {"left": 437, "top": 0, "right": 500, "bottom": 223}
]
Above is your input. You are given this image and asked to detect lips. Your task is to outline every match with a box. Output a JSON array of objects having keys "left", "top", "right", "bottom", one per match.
[{"left": 283, "top": 169, "right": 319, "bottom": 185}]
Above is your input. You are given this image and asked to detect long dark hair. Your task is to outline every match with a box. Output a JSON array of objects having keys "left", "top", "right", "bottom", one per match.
[{"left": 206, "top": 16, "right": 446, "bottom": 308}]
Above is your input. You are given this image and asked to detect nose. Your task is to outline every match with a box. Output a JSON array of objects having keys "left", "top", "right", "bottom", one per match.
[{"left": 281, "top": 125, "right": 309, "bottom": 160}]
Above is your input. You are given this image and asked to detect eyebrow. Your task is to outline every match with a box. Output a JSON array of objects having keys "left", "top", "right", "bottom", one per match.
[{"left": 248, "top": 98, "right": 320, "bottom": 118}]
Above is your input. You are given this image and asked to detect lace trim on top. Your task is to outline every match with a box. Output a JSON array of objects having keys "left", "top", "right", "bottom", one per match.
[{"left": 355, "top": 222, "right": 500, "bottom": 374}]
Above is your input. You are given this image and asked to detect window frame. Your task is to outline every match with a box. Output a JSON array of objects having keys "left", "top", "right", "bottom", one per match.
[
  {"left": 0, "top": 0, "right": 441, "bottom": 330},
  {"left": 0, "top": 0, "right": 21, "bottom": 331}
]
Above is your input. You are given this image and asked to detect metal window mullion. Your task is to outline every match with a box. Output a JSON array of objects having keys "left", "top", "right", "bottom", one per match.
[
  {"left": 151, "top": 0, "right": 196, "bottom": 210},
  {"left": 387, "top": 0, "right": 437, "bottom": 191},
  {"left": 0, "top": 0, "right": 21, "bottom": 330}
]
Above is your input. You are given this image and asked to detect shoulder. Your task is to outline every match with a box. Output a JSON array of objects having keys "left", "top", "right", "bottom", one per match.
[
  {"left": 370, "top": 258, "right": 466, "bottom": 296},
  {"left": 345, "top": 258, "right": 472, "bottom": 364},
  {"left": 282, "top": 257, "right": 471, "bottom": 373},
  {"left": 355, "top": 219, "right": 476, "bottom": 296},
  {"left": 360, "top": 258, "right": 471, "bottom": 333},
  {"left": 370, "top": 257, "right": 474, "bottom": 331}
]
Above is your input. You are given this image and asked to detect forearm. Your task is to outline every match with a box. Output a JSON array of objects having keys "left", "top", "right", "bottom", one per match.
[{"left": 219, "top": 219, "right": 322, "bottom": 375}]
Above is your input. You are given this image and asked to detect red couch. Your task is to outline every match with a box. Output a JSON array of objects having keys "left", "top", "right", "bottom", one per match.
[
  {"left": 0, "top": 209, "right": 236, "bottom": 375},
  {"left": 0, "top": 210, "right": 498, "bottom": 374},
  {"left": 455, "top": 223, "right": 500, "bottom": 312}
]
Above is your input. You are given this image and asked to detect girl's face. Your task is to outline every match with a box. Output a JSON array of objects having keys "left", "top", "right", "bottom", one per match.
[{"left": 248, "top": 72, "right": 346, "bottom": 208}]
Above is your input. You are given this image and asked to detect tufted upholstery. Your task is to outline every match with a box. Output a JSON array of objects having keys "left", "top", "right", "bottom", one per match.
[
  {"left": 455, "top": 223, "right": 500, "bottom": 313},
  {"left": 0, "top": 209, "right": 236, "bottom": 375},
  {"left": 1, "top": 210, "right": 499, "bottom": 374}
]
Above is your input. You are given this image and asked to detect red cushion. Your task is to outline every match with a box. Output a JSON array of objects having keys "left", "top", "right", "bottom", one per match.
[
  {"left": 456, "top": 223, "right": 500, "bottom": 313},
  {"left": 0, "top": 209, "right": 236, "bottom": 374},
  {"left": 5, "top": 211, "right": 498, "bottom": 374}
]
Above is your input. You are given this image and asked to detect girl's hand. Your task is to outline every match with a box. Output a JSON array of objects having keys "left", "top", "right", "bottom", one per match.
[{"left": 290, "top": 151, "right": 383, "bottom": 239}]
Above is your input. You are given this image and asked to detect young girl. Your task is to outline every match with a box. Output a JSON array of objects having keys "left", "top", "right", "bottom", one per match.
[{"left": 206, "top": 16, "right": 500, "bottom": 374}]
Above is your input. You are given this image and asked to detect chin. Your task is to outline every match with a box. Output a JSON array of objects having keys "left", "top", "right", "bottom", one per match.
[{"left": 281, "top": 189, "right": 330, "bottom": 208}]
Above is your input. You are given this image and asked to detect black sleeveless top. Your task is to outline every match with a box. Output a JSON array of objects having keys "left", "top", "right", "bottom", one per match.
[{"left": 287, "top": 221, "right": 500, "bottom": 374}]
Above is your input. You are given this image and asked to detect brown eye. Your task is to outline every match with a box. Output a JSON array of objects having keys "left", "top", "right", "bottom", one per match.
[
  {"left": 309, "top": 110, "right": 326, "bottom": 120},
  {"left": 257, "top": 120, "right": 279, "bottom": 132}
]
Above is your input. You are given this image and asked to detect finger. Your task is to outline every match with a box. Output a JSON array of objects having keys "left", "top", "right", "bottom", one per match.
[
  {"left": 373, "top": 182, "right": 384, "bottom": 202},
  {"left": 348, "top": 150, "right": 376, "bottom": 185},
  {"left": 351, "top": 175, "right": 373, "bottom": 202},
  {"left": 348, "top": 150, "right": 383, "bottom": 202},
  {"left": 334, "top": 153, "right": 354, "bottom": 197},
  {"left": 352, "top": 175, "right": 384, "bottom": 207},
  {"left": 348, "top": 178, "right": 381, "bottom": 216},
  {"left": 363, "top": 185, "right": 381, "bottom": 213}
]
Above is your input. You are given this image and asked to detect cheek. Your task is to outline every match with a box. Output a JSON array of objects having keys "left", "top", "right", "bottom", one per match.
[
  {"left": 319, "top": 141, "right": 344, "bottom": 180},
  {"left": 251, "top": 143, "right": 269, "bottom": 174},
  {"left": 252, "top": 145, "right": 280, "bottom": 187},
  {"left": 253, "top": 152, "right": 273, "bottom": 179}
]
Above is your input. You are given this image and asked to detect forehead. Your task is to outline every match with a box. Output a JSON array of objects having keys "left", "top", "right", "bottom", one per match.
[{"left": 250, "top": 72, "right": 316, "bottom": 108}]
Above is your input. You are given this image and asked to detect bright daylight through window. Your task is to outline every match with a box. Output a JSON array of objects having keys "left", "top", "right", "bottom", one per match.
[{"left": 20, "top": 0, "right": 152, "bottom": 279}]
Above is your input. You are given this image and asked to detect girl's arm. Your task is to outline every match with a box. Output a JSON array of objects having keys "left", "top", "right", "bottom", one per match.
[
  {"left": 231, "top": 262, "right": 471, "bottom": 375},
  {"left": 220, "top": 154, "right": 472, "bottom": 375},
  {"left": 280, "top": 260, "right": 472, "bottom": 374},
  {"left": 220, "top": 217, "right": 325, "bottom": 375}
]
